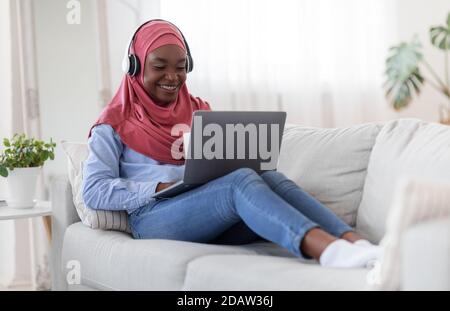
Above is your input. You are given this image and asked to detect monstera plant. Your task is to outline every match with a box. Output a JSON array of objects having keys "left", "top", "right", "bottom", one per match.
[{"left": 384, "top": 12, "right": 450, "bottom": 124}]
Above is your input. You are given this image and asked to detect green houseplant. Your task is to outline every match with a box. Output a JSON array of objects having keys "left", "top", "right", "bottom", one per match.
[
  {"left": 0, "top": 134, "right": 56, "bottom": 208},
  {"left": 384, "top": 12, "right": 450, "bottom": 124}
]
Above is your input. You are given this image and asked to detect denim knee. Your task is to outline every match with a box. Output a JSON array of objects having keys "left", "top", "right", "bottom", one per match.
[
  {"left": 219, "top": 168, "right": 260, "bottom": 191},
  {"left": 225, "top": 167, "right": 254, "bottom": 178},
  {"left": 229, "top": 167, "right": 259, "bottom": 183},
  {"left": 260, "top": 170, "right": 297, "bottom": 193},
  {"left": 260, "top": 170, "right": 285, "bottom": 182}
]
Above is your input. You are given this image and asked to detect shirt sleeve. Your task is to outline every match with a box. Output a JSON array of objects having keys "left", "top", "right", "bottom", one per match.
[{"left": 81, "top": 124, "right": 158, "bottom": 211}]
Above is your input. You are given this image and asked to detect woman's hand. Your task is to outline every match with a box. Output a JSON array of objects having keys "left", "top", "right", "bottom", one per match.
[{"left": 156, "top": 182, "right": 176, "bottom": 193}]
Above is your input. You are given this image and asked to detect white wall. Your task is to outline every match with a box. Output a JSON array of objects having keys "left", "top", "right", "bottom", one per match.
[
  {"left": 33, "top": 0, "right": 101, "bottom": 190},
  {"left": 387, "top": 0, "right": 450, "bottom": 122}
]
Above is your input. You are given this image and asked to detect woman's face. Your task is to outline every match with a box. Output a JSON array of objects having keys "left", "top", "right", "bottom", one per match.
[{"left": 143, "top": 44, "right": 187, "bottom": 106}]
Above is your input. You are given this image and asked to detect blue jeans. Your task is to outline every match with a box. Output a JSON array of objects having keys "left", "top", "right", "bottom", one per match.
[{"left": 129, "top": 168, "right": 352, "bottom": 258}]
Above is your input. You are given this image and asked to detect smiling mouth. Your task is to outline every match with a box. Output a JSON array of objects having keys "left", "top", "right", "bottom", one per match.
[{"left": 157, "top": 84, "right": 179, "bottom": 92}]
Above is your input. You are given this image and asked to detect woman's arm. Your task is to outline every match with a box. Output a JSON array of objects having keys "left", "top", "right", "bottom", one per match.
[{"left": 82, "top": 124, "right": 158, "bottom": 211}]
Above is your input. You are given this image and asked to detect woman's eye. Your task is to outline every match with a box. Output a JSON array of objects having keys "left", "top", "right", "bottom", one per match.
[{"left": 152, "top": 65, "right": 185, "bottom": 71}]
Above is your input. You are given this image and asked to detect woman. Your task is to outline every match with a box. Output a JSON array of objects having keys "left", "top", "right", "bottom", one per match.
[{"left": 82, "top": 20, "right": 381, "bottom": 268}]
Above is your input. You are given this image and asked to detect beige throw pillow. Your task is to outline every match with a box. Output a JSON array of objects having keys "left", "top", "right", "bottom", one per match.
[
  {"left": 356, "top": 119, "right": 450, "bottom": 242},
  {"left": 277, "top": 123, "right": 382, "bottom": 226}
]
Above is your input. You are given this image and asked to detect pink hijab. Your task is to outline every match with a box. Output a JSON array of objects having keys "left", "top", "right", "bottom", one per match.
[{"left": 89, "top": 21, "right": 210, "bottom": 165}]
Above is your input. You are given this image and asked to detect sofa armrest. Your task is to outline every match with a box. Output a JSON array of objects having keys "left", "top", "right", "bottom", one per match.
[
  {"left": 374, "top": 178, "right": 450, "bottom": 290},
  {"left": 401, "top": 217, "right": 450, "bottom": 291},
  {"left": 50, "top": 175, "right": 80, "bottom": 291}
]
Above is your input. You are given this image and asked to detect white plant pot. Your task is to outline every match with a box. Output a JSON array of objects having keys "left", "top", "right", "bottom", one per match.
[{"left": 6, "top": 167, "right": 41, "bottom": 209}]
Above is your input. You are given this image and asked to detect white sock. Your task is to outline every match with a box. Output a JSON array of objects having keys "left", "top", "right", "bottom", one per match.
[
  {"left": 353, "top": 239, "right": 384, "bottom": 269},
  {"left": 319, "top": 239, "right": 382, "bottom": 269},
  {"left": 354, "top": 239, "right": 374, "bottom": 247}
]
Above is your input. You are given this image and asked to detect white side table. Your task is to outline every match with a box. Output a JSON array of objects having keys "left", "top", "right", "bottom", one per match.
[{"left": 0, "top": 200, "right": 52, "bottom": 241}]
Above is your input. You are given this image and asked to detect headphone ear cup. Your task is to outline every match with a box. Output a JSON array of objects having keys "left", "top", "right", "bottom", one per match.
[
  {"left": 128, "top": 54, "right": 141, "bottom": 76},
  {"left": 122, "top": 53, "right": 130, "bottom": 73},
  {"left": 186, "top": 54, "right": 193, "bottom": 73},
  {"left": 185, "top": 56, "right": 190, "bottom": 73}
]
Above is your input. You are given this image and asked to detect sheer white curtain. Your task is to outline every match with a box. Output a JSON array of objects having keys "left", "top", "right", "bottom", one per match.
[
  {"left": 158, "top": 0, "right": 398, "bottom": 127},
  {"left": 0, "top": 0, "right": 50, "bottom": 290}
]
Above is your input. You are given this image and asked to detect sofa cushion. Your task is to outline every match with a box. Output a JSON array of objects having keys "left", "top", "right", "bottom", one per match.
[
  {"left": 62, "top": 223, "right": 297, "bottom": 290},
  {"left": 61, "top": 141, "right": 130, "bottom": 232},
  {"left": 277, "top": 123, "right": 382, "bottom": 226},
  {"left": 356, "top": 119, "right": 450, "bottom": 242},
  {"left": 183, "top": 254, "right": 369, "bottom": 290}
]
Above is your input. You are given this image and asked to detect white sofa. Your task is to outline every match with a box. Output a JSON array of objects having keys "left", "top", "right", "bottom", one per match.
[{"left": 50, "top": 118, "right": 450, "bottom": 290}]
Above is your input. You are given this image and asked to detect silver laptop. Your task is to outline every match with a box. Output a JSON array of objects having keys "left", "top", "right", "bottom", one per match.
[{"left": 151, "top": 110, "right": 286, "bottom": 199}]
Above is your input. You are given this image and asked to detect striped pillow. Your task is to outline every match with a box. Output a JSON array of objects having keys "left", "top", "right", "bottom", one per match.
[{"left": 61, "top": 141, "right": 130, "bottom": 232}]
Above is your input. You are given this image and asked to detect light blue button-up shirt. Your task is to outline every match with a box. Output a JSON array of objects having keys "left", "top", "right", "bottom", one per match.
[{"left": 82, "top": 124, "right": 185, "bottom": 214}]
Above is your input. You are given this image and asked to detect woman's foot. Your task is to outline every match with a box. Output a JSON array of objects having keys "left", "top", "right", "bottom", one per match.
[
  {"left": 300, "top": 228, "right": 338, "bottom": 260},
  {"left": 340, "top": 231, "right": 365, "bottom": 243},
  {"left": 353, "top": 239, "right": 383, "bottom": 269},
  {"left": 354, "top": 239, "right": 376, "bottom": 247},
  {"left": 300, "top": 229, "right": 383, "bottom": 269},
  {"left": 319, "top": 239, "right": 382, "bottom": 269}
]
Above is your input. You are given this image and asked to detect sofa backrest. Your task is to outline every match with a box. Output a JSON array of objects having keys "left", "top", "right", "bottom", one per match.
[
  {"left": 277, "top": 122, "right": 382, "bottom": 226},
  {"left": 356, "top": 119, "right": 450, "bottom": 243}
]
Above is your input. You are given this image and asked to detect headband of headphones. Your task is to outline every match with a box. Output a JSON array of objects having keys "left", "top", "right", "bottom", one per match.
[{"left": 122, "top": 19, "right": 194, "bottom": 76}]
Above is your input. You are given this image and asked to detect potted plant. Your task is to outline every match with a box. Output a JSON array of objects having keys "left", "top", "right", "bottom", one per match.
[
  {"left": 384, "top": 12, "right": 450, "bottom": 124},
  {"left": 0, "top": 134, "right": 56, "bottom": 208}
]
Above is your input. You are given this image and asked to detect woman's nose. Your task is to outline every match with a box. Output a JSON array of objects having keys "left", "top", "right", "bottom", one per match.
[{"left": 164, "top": 71, "right": 178, "bottom": 81}]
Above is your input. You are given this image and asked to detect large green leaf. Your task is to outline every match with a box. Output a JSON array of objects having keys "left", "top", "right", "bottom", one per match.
[
  {"left": 430, "top": 12, "right": 450, "bottom": 50},
  {"left": 384, "top": 38, "right": 424, "bottom": 110}
]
